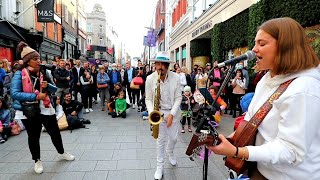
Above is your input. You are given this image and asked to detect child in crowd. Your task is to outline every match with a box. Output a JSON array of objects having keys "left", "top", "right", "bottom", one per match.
[
  {"left": 180, "top": 86, "right": 195, "bottom": 133},
  {"left": 108, "top": 82, "right": 127, "bottom": 114},
  {"left": 0, "top": 97, "right": 11, "bottom": 143},
  {"left": 234, "top": 92, "right": 254, "bottom": 130},
  {"left": 208, "top": 85, "right": 227, "bottom": 123},
  {"left": 112, "top": 91, "right": 127, "bottom": 118}
]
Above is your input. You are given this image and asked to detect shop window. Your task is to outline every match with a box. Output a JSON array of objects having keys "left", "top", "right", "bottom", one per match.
[
  {"left": 64, "top": 6, "right": 68, "bottom": 23},
  {"left": 87, "top": 38, "right": 92, "bottom": 45},
  {"left": 87, "top": 23, "right": 92, "bottom": 33}
]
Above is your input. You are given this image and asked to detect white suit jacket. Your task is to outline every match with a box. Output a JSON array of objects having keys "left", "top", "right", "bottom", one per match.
[{"left": 145, "top": 71, "right": 182, "bottom": 121}]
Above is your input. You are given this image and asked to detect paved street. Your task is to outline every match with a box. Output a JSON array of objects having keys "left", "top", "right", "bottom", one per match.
[{"left": 0, "top": 104, "right": 235, "bottom": 180}]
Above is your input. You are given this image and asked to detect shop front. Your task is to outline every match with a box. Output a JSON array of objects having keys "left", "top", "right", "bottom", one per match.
[
  {"left": 0, "top": 20, "right": 26, "bottom": 64},
  {"left": 40, "top": 38, "right": 63, "bottom": 63},
  {"left": 63, "top": 30, "right": 77, "bottom": 59}
]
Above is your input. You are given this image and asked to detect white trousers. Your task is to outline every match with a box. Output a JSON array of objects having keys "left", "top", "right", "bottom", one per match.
[{"left": 156, "top": 110, "right": 180, "bottom": 168}]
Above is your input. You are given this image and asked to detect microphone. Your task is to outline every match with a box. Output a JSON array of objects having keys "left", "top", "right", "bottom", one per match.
[
  {"left": 217, "top": 51, "right": 256, "bottom": 68},
  {"left": 40, "top": 64, "right": 56, "bottom": 71}
]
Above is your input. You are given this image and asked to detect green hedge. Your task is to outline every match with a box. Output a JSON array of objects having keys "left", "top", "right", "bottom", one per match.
[
  {"left": 211, "top": 0, "right": 320, "bottom": 65},
  {"left": 221, "top": 9, "right": 249, "bottom": 50},
  {"left": 211, "top": 23, "right": 223, "bottom": 62},
  {"left": 190, "top": 39, "right": 211, "bottom": 58}
]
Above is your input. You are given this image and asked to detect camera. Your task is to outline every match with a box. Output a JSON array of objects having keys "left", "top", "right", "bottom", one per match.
[{"left": 40, "top": 64, "right": 56, "bottom": 71}]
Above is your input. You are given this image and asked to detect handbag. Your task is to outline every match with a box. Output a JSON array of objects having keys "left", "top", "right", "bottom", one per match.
[
  {"left": 10, "top": 121, "right": 21, "bottom": 135},
  {"left": 21, "top": 101, "right": 40, "bottom": 119},
  {"left": 130, "top": 80, "right": 140, "bottom": 89},
  {"left": 132, "top": 77, "right": 144, "bottom": 85},
  {"left": 58, "top": 113, "right": 68, "bottom": 130}
]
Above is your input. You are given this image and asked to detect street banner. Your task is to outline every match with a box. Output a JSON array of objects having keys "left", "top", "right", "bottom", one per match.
[
  {"left": 147, "top": 30, "right": 156, "bottom": 47},
  {"left": 37, "top": 0, "right": 55, "bottom": 22}
]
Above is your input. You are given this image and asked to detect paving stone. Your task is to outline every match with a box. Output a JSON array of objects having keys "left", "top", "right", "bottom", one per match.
[
  {"left": 75, "top": 135, "right": 102, "bottom": 143},
  {"left": 74, "top": 143, "right": 94, "bottom": 150},
  {"left": 100, "top": 136, "right": 118, "bottom": 142},
  {"left": 19, "top": 150, "right": 57, "bottom": 162},
  {"left": 116, "top": 135, "right": 136, "bottom": 142},
  {"left": 42, "top": 161, "right": 71, "bottom": 172},
  {"left": 81, "top": 150, "right": 114, "bottom": 160},
  {"left": 12, "top": 172, "right": 55, "bottom": 180},
  {"left": 95, "top": 161, "right": 118, "bottom": 171},
  {"left": 0, "top": 151, "right": 29, "bottom": 163},
  {"left": 120, "top": 142, "right": 141, "bottom": 149},
  {"left": 51, "top": 172, "right": 85, "bottom": 180},
  {"left": 92, "top": 143, "right": 121, "bottom": 150},
  {"left": 117, "top": 159, "right": 150, "bottom": 170},
  {"left": 136, "top": 149, "right": 156, "bottom": 159},
  {"left": 112, "top": 149, "right": 137, "bottom": 160},
  {"left": 83, "top": 171, "right": 109, "bottom": 180},
  {"left": 65, "top": 160, "right": 97, "bottom": 172},
  {"left": 0, "top": 162, "right": 33, "bottom": 173},
  {"left": 107, "top": 170, "right": 145, "bottom": 180}
]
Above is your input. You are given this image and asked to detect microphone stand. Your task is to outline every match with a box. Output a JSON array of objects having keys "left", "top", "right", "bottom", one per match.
[{"left": 195, "top": 63, "right": 236, "bottom": 180}]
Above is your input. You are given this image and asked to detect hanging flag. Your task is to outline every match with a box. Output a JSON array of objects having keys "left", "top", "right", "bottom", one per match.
[{"left": 37, "top": 0, "right": 55, "bottom": 22}]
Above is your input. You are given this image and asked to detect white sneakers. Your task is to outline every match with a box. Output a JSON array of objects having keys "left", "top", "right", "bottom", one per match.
[
  {"left": 61, "top": 152, "right": 75, "bottom": 161},
  {"left": 34, "top": 160, "right": 43, "bottom": 174},
  {"left": 89, "top": 108, "right": 93, "bottom": 112},
  {"left": 132, "top": 104, "right": 136, "bottom": 109},
  {"left": 154, "top": 166, "right": 163, "bottom": 180},
  {"left": 85, "top": 109, "right": 90, "bottom": 113},
  {"left": 168, "top": 154, "right": 177, "bottom": 166},
  {"left": 34, "top": 152, "right": 75, "bottom": 174}
]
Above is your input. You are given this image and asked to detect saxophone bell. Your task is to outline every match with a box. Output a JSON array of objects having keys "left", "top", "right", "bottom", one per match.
[{"left": 148, "top": 70, "right": 163, "bottom": 139}]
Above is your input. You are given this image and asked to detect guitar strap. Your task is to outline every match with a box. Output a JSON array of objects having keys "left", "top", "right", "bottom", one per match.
[{"left": 234, "top": 78, "right": 295, "bottom": 147}]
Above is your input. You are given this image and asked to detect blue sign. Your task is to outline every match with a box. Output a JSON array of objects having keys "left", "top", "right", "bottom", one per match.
[{"left": 143, "top": 30, "right": 156, "bottom": 47}]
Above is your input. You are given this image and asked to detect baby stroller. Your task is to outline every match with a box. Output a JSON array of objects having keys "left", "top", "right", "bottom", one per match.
[{"left": 191, "top": 102, "right": 220, "bottom": 128}]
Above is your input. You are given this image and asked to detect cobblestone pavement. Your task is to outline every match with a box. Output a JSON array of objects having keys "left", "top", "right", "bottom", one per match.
[{"left": 0, "top": 104, "right": 235, "bottom": 180}]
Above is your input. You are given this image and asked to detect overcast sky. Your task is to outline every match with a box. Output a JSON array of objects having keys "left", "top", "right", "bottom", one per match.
[{"left": 85, "top": 0, "right": 158, "bottom": 58}]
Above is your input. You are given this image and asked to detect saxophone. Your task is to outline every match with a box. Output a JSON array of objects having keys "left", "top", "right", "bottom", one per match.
[{"left": 148, "top": 70, "right": 163, "bottom": 139}]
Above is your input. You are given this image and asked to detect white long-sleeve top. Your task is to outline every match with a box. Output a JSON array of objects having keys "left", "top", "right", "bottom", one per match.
[
  {"left": 244, "top": 65, "right": 320, "bottom": 179},
  {"left": 145, "top": 71, "right": 182, "bottom": 122},
  {"left": 178, "top": 72, "right": 187, "bottom": 92},
  {"left": 55, "top": 104, "right": 64, "bottom": 120}
]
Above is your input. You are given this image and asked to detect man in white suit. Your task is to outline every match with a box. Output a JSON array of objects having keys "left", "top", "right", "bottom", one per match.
[{"left": 145, "top": 51, "right": 182, "bottom": 180}]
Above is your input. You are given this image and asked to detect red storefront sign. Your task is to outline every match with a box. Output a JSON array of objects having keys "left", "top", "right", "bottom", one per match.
[{"left": 0, "top": 47, "right": 13, "bottom": 65}]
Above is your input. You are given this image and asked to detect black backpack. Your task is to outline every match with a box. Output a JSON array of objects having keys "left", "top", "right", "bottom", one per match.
[{"left": 67, "top": 115, "right": 85, "bottom": 131}]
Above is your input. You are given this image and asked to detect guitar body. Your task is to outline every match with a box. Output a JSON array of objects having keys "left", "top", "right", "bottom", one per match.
[{"left": 225, "top": 120, "right": 256, "bottom": 174}]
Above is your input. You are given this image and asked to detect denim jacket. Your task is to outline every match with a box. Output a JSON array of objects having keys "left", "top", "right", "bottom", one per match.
[{"left": 97, "top": 72, "right": 110, "bottom": 85}]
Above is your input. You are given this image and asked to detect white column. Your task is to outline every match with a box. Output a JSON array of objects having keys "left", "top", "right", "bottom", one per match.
[
  {"left": 186, "top": 40, "right": 191, "bottom": 71},
  {"left": 179, "top": 46, "right": 182, "bottom": 67}
]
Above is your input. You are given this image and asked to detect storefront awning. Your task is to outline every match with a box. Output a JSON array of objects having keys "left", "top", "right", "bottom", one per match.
[{"left": 0, "top": 20, "right": 25, "bottom": 42}]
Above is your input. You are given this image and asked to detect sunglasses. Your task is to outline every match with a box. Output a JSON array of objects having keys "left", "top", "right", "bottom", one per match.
[{"left": 139, "top": 67, "right": 144, "bottom": 70}]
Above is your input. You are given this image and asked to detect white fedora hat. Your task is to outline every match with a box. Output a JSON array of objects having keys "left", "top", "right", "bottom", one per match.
[{"left": 149, "top": 51, "right": 175, "bottom": 63}]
